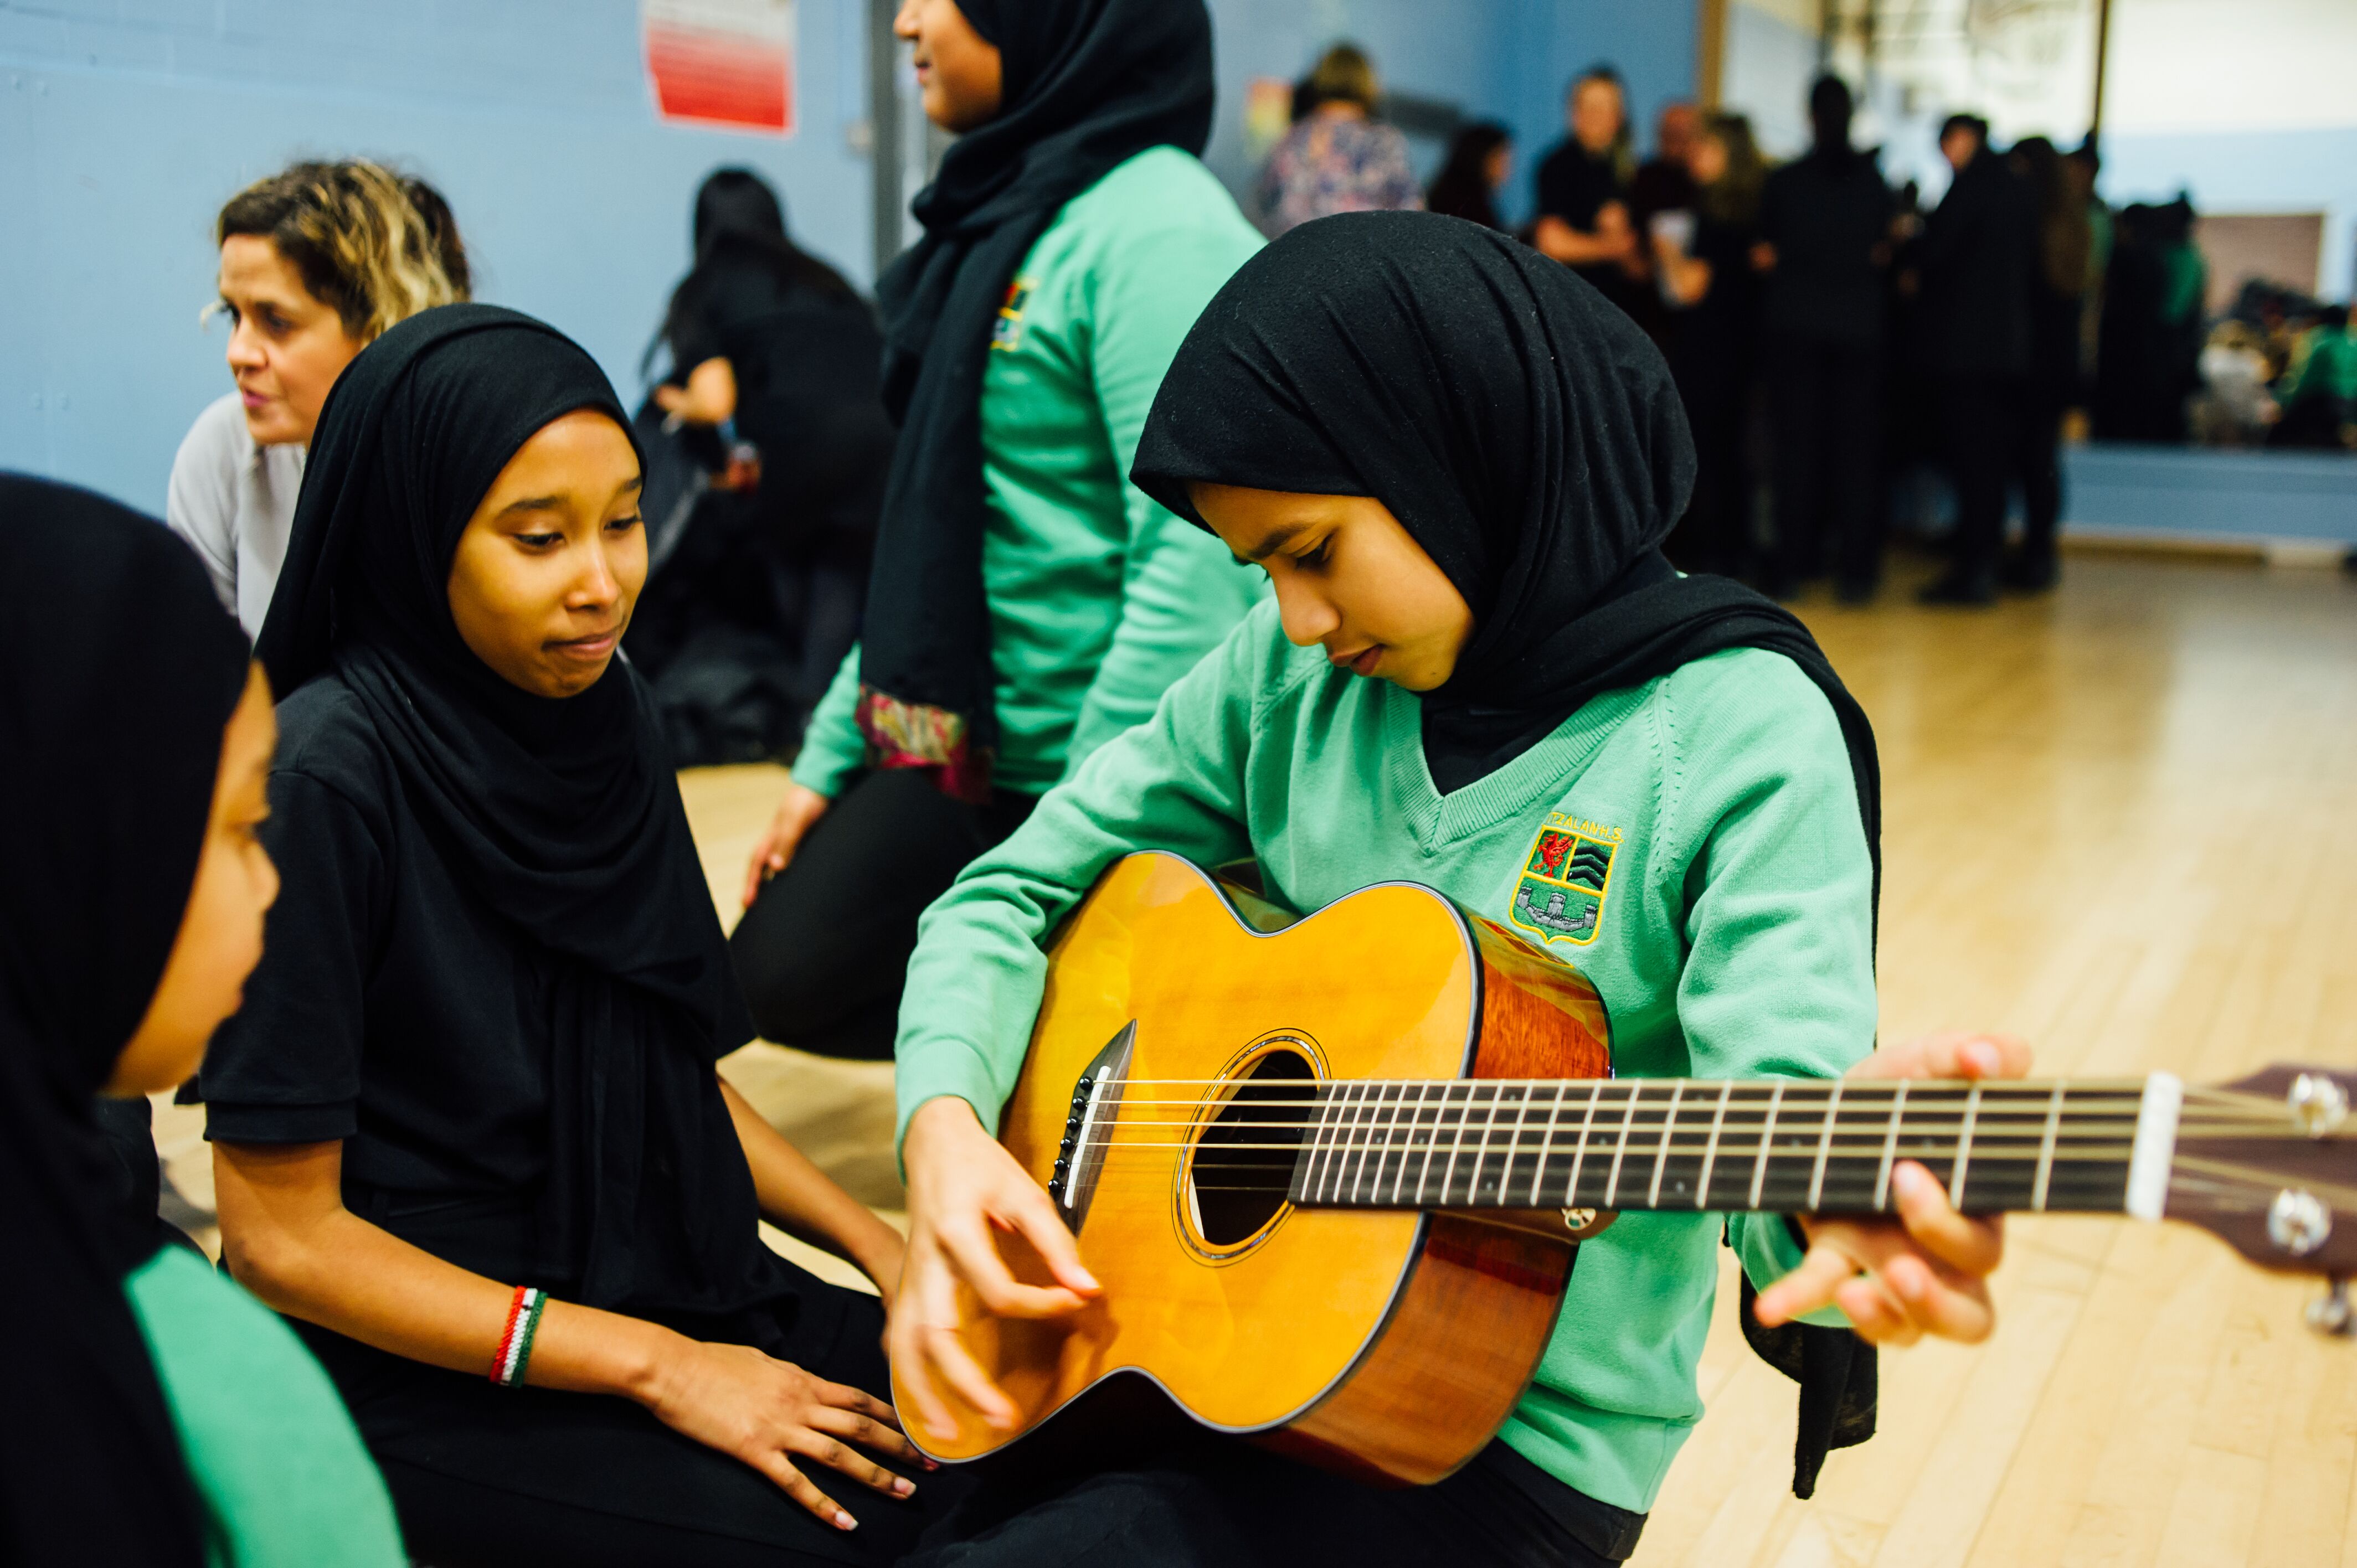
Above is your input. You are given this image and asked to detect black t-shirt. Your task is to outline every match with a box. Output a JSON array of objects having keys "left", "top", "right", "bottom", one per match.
[
  {"left": 1666, "top": 212, "right": 1761, "bottom": 393},
  {"left": 1535, "top": 140, "right": 1643, "bottom": 317},
  {"left": 1535, "top": 140, "right": 1624, "bottom": 231},
  {"left": 1758, "top": 152, "right": 1895, "bottom": 347},
  {"left": 200, "top": 677, "right": 768, "bottom": 1296}
]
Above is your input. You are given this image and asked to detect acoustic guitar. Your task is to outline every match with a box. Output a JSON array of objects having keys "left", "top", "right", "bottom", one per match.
[{"left": 893, "top": 852, "right": 2357, "bottom": 1484}]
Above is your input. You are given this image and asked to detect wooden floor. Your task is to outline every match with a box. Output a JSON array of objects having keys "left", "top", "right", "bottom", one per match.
[{"left": 167, "top": 551, "right": 2357, "bottom": 1564}]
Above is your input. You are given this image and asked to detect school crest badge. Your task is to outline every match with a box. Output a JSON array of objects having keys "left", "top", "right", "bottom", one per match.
[
  {"left": 1508, "top": 817, "right": 1620, "bottom": 947},
  {"left": 991, "top": 278, "right": 1034, "bottom": 350}
]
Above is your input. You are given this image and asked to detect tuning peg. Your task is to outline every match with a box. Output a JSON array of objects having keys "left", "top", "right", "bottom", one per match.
[{"left": 2307, "top": 1277, "right": 2353, "bottom": 1338}]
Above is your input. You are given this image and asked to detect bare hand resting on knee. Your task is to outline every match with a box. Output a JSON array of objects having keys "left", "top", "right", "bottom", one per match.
[
  {"left": 742, "top": 783, "right": 831, "bottom": 908},
  {"left": 641, "top": 1338, "right": 928, "bottom": 1529}
]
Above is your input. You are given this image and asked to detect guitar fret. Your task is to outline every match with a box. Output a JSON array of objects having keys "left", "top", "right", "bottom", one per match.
[
  {"left": 1696, "top": 1081, "right": 1733, "bottom": 1210},
  {"left": 1872, "top": 1081, "right": 1910, "bottom": 1210},
  {"left": 1437, "top": 1082, "right": 1474, "bottom": 1206},
  {"left": 1646, "top": 1082, "right": 1685, "bottom": 1208},
  {"left": 1603, "top": 1082, "right": 1644, "bottom": 1207},
  {"left": 1951, "top": 1082, "right": 1982, "bottom": 1208},
  {"left": 1565, "top": 1084, "right": 1604, "bottom": 1208},
  {"left": 1318, "top": 1083, "right": 1362, "bottom": 1203},
  {"left": 1806, "top": 1082, "right": 1843, "bottom": 1210},
  {"left": 1748, "top": 1081, "right": 1783, "bottom": 1210},
  {"left": 1389, "top": 1082, "right": 1428, "bottom": 1205},
  {"left": 1480, "top": 1083, "right": 1512, "bottom": 1204},
  {"left": 1529, "top": 1082, "right": 1566, "bottom": 1205},
  {"left": 1413, "top": 1082, "right": 1451, "bottom": 1204},
  {"left": 2032, "top": 1083, "right": 2066, "bottom": 1211},
  {"left": 1350, "top": 1082, "right": 1388, "bottom": 1204}
]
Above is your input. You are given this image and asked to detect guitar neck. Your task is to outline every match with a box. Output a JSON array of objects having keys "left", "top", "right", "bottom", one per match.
[{"left": 1283, "top": 1076, "right": 2183, "bottom": 1220}]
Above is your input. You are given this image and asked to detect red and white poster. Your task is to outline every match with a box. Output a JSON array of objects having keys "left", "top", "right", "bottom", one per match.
[{"left": 642, "top": 0, "right": 796, "bottom": 136}]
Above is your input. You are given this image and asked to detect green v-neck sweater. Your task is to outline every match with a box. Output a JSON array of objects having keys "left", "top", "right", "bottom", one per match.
[
  {"left": 893, "top": 600, "right": 1876, "bottom": 1512},
  {"left": 794, "top": 147, "right": 1265, "bottom": 799}
]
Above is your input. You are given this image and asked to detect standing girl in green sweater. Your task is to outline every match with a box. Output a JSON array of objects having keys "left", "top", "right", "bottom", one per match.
[
  {"left": 884, "top": 215, "right": 2025, "bottom": 1565},
  {"left": 728, "top": 0, "right": 1263, "bottom": 1059}
]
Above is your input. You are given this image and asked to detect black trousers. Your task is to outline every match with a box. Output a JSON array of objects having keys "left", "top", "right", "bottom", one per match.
[
  {"left": 729, "top": 769, "right": 1036, "bottom": 1059},
  {"left": 1934, "top": 373, "right": 2021, "bottom": 587},
  {"left": 2013, "top": 376, "right": 2067, "bottom": 572},
  {"left": 906, "top": 1409, "right": 1644, "bottom": 1568},
  {"left": 307, "top": 1278, "right": 964, "bottom": 1568},
  {"left": 1764, "top": 335, "right": 1882, "bottom": 591}
]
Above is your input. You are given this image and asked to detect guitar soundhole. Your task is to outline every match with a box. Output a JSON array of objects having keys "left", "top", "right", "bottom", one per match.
[{"left": 1192, "top": 1049, "right": 1315, "bottom": 1247}]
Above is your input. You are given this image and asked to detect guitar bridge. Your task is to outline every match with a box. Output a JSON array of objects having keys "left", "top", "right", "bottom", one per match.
[{"left": 1048, "top": 1021, "right": 1138, "bottom": 1234}]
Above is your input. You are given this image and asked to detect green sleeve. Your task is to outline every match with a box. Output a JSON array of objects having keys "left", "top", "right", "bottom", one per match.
[
  {"left": 126, "top": 1249, "right": 406, "bottom": 1567},
  {"left": 894, "top": 604, "right": 1280, "bottom": 1156},
  {"left": 1059, "top": 214, "right": 1265, "bottom": 776},
  {"left": 789, "top": 644, "right": 866, "bottom": 798},
  {"left": 1658, "top": 653, "right": 1877, "bottom": 1324}
]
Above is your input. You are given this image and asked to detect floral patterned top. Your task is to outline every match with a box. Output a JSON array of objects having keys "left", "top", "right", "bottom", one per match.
[{"left": 1253, "top": 114, "right": 1422, "bottom": 238}]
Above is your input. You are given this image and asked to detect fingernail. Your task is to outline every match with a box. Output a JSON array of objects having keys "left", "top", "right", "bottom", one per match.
[
  {"left": 923, "top": 1458, "right": 940, "bottom": 1471},
  {"left": 893, "top": 1478, "right": 915, "bottom": 1497},
  {"left": 1894, "top": 1164, "right": 1922, "bottom": 1198},
  {"left": 1075, "top": 1270, "right": 1100, "bottom": 1291},
  {"left": 836, "top": 1511, "right": 858, "bottom": 1531}
]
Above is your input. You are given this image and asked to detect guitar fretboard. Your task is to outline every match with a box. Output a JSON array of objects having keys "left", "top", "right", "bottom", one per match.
[{"left": 1280, "top": 1078, "right": 2170, "bottom": 1218}]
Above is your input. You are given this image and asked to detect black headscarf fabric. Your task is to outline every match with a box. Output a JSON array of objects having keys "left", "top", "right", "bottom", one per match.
[
  {"left": 0, "top": 476, "right": 246, "bottom": 1566},
  {"left": 857, "top": 0, "right": 1214, "bottom": 800},
  {"left": 1131, "top": 213, "right": 1881, "bottom": 1493},
  {"left": 255, "top": 306, "right": 774, "bottom": 1312}
]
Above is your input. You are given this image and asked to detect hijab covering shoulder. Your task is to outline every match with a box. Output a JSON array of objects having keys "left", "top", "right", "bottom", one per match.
[
  {"left": 0, "top": 476, "right": 246, "bottom": 1566},
  {"left": 255, "top": 306, "right": 779, "bottom": 1312},
  {"left": 1130, "top": 213, "right": 1880, "bottom": 1494},
  {"left": 858, "top": 0, "right": 1214, "bottom": 800}
]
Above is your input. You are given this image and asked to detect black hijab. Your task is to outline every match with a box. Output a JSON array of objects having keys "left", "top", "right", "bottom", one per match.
[
  {"left": 0, "top": 477, "right": 247, "bottom": 1566},
  {"left": 255, "top": 306, "right": 776, "bottom": 1313},
  {"left": 858, "top": 0, "right": 1214, "bottom": 801},
  {"left": 1131, "top": 214, "right": 1880, "bottom": 1494}
]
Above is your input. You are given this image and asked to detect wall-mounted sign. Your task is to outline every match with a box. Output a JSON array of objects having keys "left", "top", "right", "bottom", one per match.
[{"left": 643, "top": 0, "right": 796, "bottom": 136}]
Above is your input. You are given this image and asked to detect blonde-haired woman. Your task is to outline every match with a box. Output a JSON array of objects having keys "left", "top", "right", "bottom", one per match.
[{"left": 167, "top": 160, "right": 469, "bottom": 635}]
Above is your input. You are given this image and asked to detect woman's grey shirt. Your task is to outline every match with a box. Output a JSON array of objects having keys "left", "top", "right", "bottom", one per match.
[{"left": 165, "top": 391, "right": 306, "bottom": 638}]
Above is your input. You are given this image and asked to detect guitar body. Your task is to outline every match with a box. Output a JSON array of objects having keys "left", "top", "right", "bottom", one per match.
[{"left": 899, "top": 853, "right": 1613, "bottom": 1484}]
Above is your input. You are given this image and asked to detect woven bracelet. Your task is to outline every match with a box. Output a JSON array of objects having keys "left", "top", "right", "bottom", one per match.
[{"left": 491, "top": 1286, "right": 548, "bottom": 1388}]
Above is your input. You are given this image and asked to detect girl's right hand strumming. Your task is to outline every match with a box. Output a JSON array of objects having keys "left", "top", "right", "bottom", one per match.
[
  {"left": 640, "top": 1337, "right": 924, "bottom": 1530},
  {"left": 892, "top": 1095, "right": 1100, "bottom": 1442},
  {"left": 741, "top": 782, "right": 832, "bottom": 909}
]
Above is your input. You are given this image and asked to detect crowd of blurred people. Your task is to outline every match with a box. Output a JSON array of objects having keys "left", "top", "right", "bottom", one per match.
[{"left": 1252, "top": 43, "right": 2354, "bottom": 609}]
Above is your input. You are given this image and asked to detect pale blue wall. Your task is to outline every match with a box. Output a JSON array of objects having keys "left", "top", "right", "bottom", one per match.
[
  {"left": 3, "top": 0, "right": 1702, "bottom": 515},
  {"left": 0, "top": 0, "right": 875, "bottom": 512},
  {"left": 1492, "top": 0, "right": 1699, "bottom": 229}
]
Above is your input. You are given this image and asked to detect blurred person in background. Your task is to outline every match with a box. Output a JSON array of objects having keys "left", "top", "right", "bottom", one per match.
[
  {"left": 1754, "top": 76, "right": 1895, "bottom": 601},
  {"left": 728, "top": 0, "right": 1265, "bottom": 1061},
  {"left": 633, "top": 168, "right": 893, "bottom": 764},
  {"left": 1911, "top": 113, "right": 2034, "bottom": 605},
  {"left": 1654, "top": 112, "right": 1767, "bottom": 577},
  {"left": 1627, "top": 99, "right": 1701, "bottom": 342},
  {"left": 2094, "top": 198, "right": 2206, "bottom": 442},
  {"left": 1424, "top": 121, "right": 1513, "bottom": 230},
  {"left": 2191, "top": 319, "right": 2279, "bottom": 446},
  {"left": 1252, "top": 43, "right": 1421, "bottom": 238},
  {"left": 2270, "top": 303, "right": 2357, "bottom": 448},
  {"left": 168, "top": 161, "right": 468, "bottom": 637},
  {"left": 1532, "top": 65, "right": 1644, "bottom": 321},
  {"left": 2004, "top": 136, "right": 2091, "bottom": 592}
]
